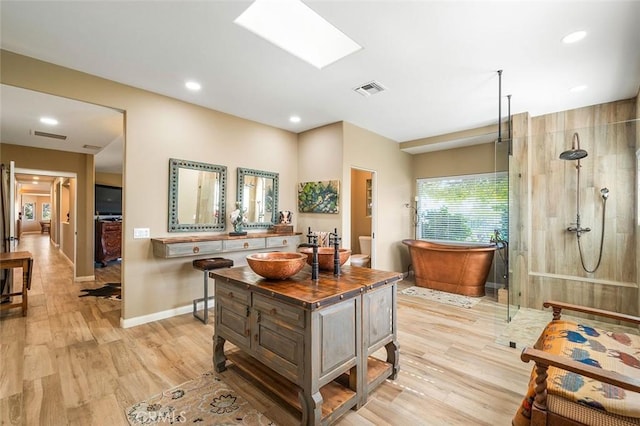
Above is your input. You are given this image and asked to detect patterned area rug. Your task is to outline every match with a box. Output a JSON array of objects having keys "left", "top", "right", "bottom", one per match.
[
  {"left": 126, "top": 372, "right": 275, "bottom": 425},
  {"left": 400, "top": 286, "right": 481, "bottom": 309}
]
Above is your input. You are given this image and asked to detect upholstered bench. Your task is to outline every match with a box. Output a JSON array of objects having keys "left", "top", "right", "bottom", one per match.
[
  {"left": 192, "top": 257, "right": 233, "bottom": 324},
  {"left": 513, "top": 301, "right": 640, "bottom": 426}
]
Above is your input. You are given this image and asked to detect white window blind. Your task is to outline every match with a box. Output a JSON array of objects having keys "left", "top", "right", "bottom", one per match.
[{"left": 416, "top": 172, "right": 508, "bottom": 243}]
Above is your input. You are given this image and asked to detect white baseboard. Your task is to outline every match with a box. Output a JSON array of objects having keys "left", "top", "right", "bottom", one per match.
[{"left": 120, "top": 299, "right": 215, "bottom": 329}]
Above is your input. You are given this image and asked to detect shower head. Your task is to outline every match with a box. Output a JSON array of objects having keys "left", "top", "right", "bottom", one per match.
[
  {"left": 559, "top": 149, "right": 588, "bottom": 160},
  {"left": 600, "top": 187, "right": 610, "bottom": 200},
  {"left": 559, "top": 132, "right": 588, "bottom": 160}
]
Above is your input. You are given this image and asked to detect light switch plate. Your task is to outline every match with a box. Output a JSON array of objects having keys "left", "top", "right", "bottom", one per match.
[{"left": 133, "top": 228, "right": 150, "bottom": 239}]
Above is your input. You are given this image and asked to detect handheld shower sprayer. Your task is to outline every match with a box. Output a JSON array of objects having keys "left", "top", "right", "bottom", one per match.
[{"left": 560, "top": 132, "right": 610, "bottom": 273}]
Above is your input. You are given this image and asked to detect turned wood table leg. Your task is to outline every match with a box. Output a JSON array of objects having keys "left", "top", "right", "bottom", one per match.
[
  {"left": 213, "top": 335, "right": 227, "bottom": 372},
  {"left": 532, "top": 361, "right": 549, "bottom": 412},
  {"left": 385, "top": 339, "right": 400, "bottom": 379},
  {"left": 298, "top": 389, "right": 323, "bottom": 426}
]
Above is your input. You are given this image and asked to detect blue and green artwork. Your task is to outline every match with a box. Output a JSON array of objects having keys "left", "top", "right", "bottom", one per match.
[{"left": 297, "top": 180, "right": 339, "bottom": 214}]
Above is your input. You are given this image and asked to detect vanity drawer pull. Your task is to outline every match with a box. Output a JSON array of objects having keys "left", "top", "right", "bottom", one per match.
[
  {"left": 243, "top": 242, "right": 249, "bottom": 249},
  {"left": 193, "top": 246, "right": 200, "bottom": 253},
  {"left": 282, "top": 240, "right": 287, "bottom": 245}
]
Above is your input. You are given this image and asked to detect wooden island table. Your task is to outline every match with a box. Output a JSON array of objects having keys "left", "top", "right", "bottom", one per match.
[{"left": 211, "top": 264, "right": 402, "bottom": 425}]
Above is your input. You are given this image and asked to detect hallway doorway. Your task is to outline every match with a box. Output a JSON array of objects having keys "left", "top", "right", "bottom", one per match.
[{"left": 350, "top": 168, "right": 375, "bottom": 267}]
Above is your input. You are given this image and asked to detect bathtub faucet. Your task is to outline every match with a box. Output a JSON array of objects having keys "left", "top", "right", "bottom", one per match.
[{"left": 490, "top": 229, "right": 508, "bottom": 250}]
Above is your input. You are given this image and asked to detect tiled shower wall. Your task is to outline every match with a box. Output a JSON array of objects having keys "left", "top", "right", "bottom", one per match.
[{"left": 512, "top": 98, "right": 638, "bottom": 315}]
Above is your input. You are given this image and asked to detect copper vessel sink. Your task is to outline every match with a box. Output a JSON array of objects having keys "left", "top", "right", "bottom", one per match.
[
  {"left": 246, "top": 252, "right": 307, "bottom": 280},
  {"left": 298, "top": 247, "right": 351, "bottom": 271}
]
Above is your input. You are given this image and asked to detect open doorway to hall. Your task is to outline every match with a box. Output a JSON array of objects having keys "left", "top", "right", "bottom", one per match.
[
  {"left": 1, "top": 84, "right": 124, "bottom": 286},
  {"left": 350, "top": 168, "right": 375, "bottom": 268}
]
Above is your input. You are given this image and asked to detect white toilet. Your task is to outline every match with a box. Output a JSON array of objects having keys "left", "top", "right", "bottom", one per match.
[{"left": 351, "top": 236, "right": 371, "bottom": 268}]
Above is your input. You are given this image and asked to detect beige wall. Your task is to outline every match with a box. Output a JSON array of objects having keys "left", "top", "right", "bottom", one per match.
[
  {"left": 412, "top": 141, "right": 505, "bottom": 180},
  {"left": 296, "top": 122, "right": 344, "bottom": 237},
  {"left": 1, "top": 50, "right": 298, "bottom": 321},
  {"left": 95, "top": 172, "right": 122, "bottom": 187},
  {"left": 18, "top": 194, "right": 50, "bottom": 233},
  {"left": 342, "top": 122, "right": 413, "bottom": 272}
]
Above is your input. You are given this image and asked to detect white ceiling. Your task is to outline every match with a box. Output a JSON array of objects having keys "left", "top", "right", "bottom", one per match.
[{"left": 1, "top": 0, "right": 639, "bottom": 158}]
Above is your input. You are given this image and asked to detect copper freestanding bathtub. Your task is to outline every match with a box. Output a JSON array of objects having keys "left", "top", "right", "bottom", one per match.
[{"left": 402, "top": 239, "right": 497, "bottom": 297}]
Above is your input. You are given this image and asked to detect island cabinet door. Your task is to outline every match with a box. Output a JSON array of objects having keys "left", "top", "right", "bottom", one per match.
[
  {"left": 215, "top": 281, "right": 251, "bottom": 350},
  {"left": 251, "top": 294, "right": 305, "bottom": 384},
  {"left": 315, "top": 297, "right": 360, "bottom": 384},
  {"left": 363, "top": 284, "right": 395, "bottom": 353}
]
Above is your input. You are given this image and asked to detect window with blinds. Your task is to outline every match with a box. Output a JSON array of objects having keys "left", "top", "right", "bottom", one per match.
[{"left": 416, "top": 172, "right": 508, "bottom": 243}]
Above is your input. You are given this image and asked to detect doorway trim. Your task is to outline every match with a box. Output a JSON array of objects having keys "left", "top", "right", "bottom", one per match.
[
  {"left": 350, "top": 167, "right": 377, "bottom": 268},
  {"left": 15, "top": 167, "right": 77, "bottom": 278}
]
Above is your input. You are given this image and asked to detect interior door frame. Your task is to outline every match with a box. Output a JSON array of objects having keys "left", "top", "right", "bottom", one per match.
[
  {"left": 15, "top": 167, "right": 77, "bottom": 274},
  {"left": 350, "top": 167, "right": 377, "bottom": 268}
]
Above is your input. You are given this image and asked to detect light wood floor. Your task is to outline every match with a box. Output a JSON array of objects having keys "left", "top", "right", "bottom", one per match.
[{"left": 1, "top": 234, "right": 532, "bottom": 425}]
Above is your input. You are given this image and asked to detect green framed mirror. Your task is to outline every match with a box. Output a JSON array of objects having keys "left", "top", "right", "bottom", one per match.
[
  {"left": 168, "top": 158, "right": 227, "bottom": 232},
  {"left": 237, "top": 168, "right": 279, "bottom": 228}
]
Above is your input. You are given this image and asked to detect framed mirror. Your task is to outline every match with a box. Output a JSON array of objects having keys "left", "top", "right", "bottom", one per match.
[
  {"left": 168, "top": 158, "right": 227, "bottom": 232},
  {"left": 237, "top": 168, "right": 279, "bottom": 228}
]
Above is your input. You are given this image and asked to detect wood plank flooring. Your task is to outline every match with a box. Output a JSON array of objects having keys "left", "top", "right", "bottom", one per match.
[{"left": 0, "top": 234, "right": 532, "bottom": 425}]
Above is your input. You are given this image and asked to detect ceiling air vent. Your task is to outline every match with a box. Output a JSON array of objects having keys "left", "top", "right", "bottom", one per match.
[
  {"left": 354, "top": 80, "right": 386, "bottom": 97},
  {"left": 33, "top": 130, "right": 67, "bottom": 140}
]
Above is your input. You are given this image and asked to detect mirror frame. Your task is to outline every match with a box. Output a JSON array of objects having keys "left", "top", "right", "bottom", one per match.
[
  {"left": 168, "top": 158, "right": 227, "bottom": 232},
  {"left": 237, "top": 168, "right": 279, "bottom": 229}
]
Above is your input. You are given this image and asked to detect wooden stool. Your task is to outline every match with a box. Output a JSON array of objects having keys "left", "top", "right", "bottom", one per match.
[{"left": 192, "top": 257, "right": 233, "bottom": 324}]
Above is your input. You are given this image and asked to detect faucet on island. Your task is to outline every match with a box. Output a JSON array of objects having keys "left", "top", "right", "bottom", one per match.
[
  {"left": 298, "top": 228, "right": 319, "bottom": 280},
  {"left": 329, "top": 228, "right": 341, "bottom": 276}
]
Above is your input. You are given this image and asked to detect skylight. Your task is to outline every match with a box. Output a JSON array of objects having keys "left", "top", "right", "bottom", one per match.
[{"left": 234, "top": 0, "right": 362, "bottom": 69}]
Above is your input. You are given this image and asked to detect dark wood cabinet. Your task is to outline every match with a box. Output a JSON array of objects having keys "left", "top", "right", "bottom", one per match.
[{"left": 95, "top": 220, "right": 121, "bottom": 266}]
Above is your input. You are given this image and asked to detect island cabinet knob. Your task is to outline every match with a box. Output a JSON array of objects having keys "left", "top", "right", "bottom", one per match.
[
  {"left": 270, "top": 308, "right": 277, "bottom": 315},
  {"left": 243, "top": 242, "right": 249, "bottom": 249},
  {"left": 193, "top": 246, "right": 200, "bottom": 253},
  {"left": 282, "top": 239, "right": 288, "bottom": 245}
]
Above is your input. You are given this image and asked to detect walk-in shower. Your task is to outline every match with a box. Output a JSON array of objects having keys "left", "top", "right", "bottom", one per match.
[{"left": 560, "top": 132, "right": 609, "bottom": 273}]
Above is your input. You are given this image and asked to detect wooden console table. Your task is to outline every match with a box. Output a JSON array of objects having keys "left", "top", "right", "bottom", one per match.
[
  {"left": 211, "top": 265, "right": 401, "bottom": 425},
  {"left": 150, "top": 232, "right": 301, "bottom": 258},
  {"left": 0, "top": 251, "right": 33, "bottom": 316}
]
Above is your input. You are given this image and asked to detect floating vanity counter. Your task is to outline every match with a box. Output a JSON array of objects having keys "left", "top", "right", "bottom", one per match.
[{"left": 151, "top": 232, "right": 301, "bottom": 258}]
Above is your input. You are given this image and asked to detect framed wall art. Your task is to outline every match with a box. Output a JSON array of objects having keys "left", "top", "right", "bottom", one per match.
[{"left": 298, "top": 180, "right": 340, "bottom": 214}]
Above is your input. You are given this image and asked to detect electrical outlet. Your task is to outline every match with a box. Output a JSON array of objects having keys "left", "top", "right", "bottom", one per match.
[{"left": 133, "top": 228, "right": 150, "bottom": 239}]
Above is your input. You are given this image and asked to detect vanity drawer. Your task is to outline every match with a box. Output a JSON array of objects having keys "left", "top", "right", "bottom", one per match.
[
  {"left": 158, "top": 240, "right": 223, "bottom": 258},
  {"left": 216, "top": 280, "right": 251, "bottom": 306},
  {"left": 223, "top": 238, "right": 265, "bottom": 252},
  {"left": 253, "top": 294, "right": 305, "bottom": 330},
  {"left": 266, "top": 235, "right": 299, "bottom": 248}
]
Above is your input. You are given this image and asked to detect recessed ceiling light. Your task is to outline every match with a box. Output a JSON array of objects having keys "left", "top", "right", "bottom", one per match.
[
  {"left": 235, "top": 0, "right": 362, "bottom": 69},
  {"left": 570, "top": 85, "right": 588, "bottom": 92},
  {"left": 185, "top": 81, "right": 202, "bottom": 91},
  {"left": 562, "top": 30, "right": 587, "bottom": 44},
  {"left": 40, "top": 117, "right": 58, "bottom": 125},
  {"left": 289, "top": 115, "right": 301, "bottom": 123}
]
